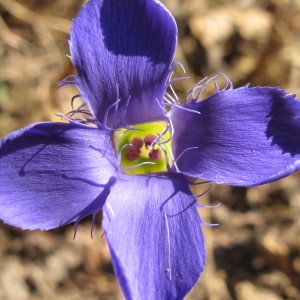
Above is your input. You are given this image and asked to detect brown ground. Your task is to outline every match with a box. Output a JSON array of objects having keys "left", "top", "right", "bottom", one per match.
[{"left": 1, "top": 0, "right": 300, "bottom": 299}]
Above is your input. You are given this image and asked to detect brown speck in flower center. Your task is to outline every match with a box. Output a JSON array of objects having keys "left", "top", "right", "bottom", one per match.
[
  {"left": 131, "top": 137, "right": 143, "bottom": 149},
  {"left": 149, "top": 148, "right": 163, "bottom": 161},
  {"left": 125, "top": 137, "right": 143, "bottom": 161},
  {"left": 125, "top": 147, "right": 140, "bottom": 161},
  {"left": 124, "top": 135, "right": 163, "bottom": 162},
  {"left": 144, "top": 134, "right": 157, "bottom": 148}
]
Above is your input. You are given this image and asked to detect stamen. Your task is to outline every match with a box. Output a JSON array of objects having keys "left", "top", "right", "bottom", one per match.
[
  {"left": 144, "top": 134, "right": 157, "bottom": 148},
  {"left": 131, "top": 137, "right": 143, "bottom": 149},
  {"left": 149, "top": 148, "right": 163, "bottom": 161},
  {"left": 125, "top": 146, "right": 140, "bottom": 161},
  {"left": 124, "top": 138, "right": 143, "bottom": 162}
]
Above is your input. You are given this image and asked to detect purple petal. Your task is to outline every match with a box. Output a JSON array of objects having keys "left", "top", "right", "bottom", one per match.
[
  {"left": 70, "top": 0, "right": 177, "bottom": 127},
  {"left": 103, "top": 173, "right": 205, "bottom": 299},
  {"left": 171, "top": 86, "right": 300, "bottom": 186},
  {"left": 0, "top": 122, "right": 116, "bottom": 230}
]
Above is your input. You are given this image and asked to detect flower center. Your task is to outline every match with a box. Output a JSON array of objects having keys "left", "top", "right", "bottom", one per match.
[{"left": 113, "top": 121, "right": 172, "bottom": 175}]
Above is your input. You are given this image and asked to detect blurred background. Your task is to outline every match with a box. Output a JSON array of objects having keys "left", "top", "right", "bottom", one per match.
[{"left": 1, "top": 0, "right": 300, "bottom": 299}]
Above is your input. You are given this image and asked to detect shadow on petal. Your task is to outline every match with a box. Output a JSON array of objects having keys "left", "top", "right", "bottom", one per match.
[
  {"left": 100, "top": 0, "right": 172, "bottom": 64},
  {"left": 266, "top": 93, "right": 300, "bottom": 156}
]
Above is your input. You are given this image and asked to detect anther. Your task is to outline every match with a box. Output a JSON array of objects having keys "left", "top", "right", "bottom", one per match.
[
  {"left": 149, "top": 148, "right": 163, "bottom": 161},
  {"left": 125, "top": 146, "right": 140, "bottom": 161},
  {"left": 131, "top": 137, "right": 143, "bottom": 149},
  {"left": 144, "top": 134, "right": 157, "bottom": 148},
  {"left": 125, "top": 137, "right": 143, "bottom": 161}
]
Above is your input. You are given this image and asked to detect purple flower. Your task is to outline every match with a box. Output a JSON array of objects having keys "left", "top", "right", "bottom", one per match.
[{"left": 1, "top": 0, "right": 300, "bottom": 299}]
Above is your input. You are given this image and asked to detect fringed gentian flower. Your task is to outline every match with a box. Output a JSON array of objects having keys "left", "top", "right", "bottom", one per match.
[{"left": 1, "top": 0, "right": 300, "bottom": 299}]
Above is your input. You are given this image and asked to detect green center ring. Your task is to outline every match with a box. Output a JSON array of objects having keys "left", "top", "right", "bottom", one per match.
[{"left": 113, "top": 121, "right": 172, "bottom": 175}]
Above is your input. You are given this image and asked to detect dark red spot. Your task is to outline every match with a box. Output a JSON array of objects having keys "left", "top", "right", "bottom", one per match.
[
  {"left": 124, "top": 137, "right": 143, "bottom": 161},
  {"left": 144, "top": 134, "right": 157, "bottom": 148},
  {"left": 125, "top": 147, "right": 140, "bottom": 161},
  {"left": 131, "top": 137, "right": 143, "bottom": 149},
  {"left": 149, "top": 149, "right": 163, "bottom": 161}
]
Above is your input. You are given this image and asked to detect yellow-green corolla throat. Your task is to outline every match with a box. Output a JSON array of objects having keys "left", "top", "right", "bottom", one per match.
[{"left": 113, "top": 121, "right": 173, "bottom": 175}]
